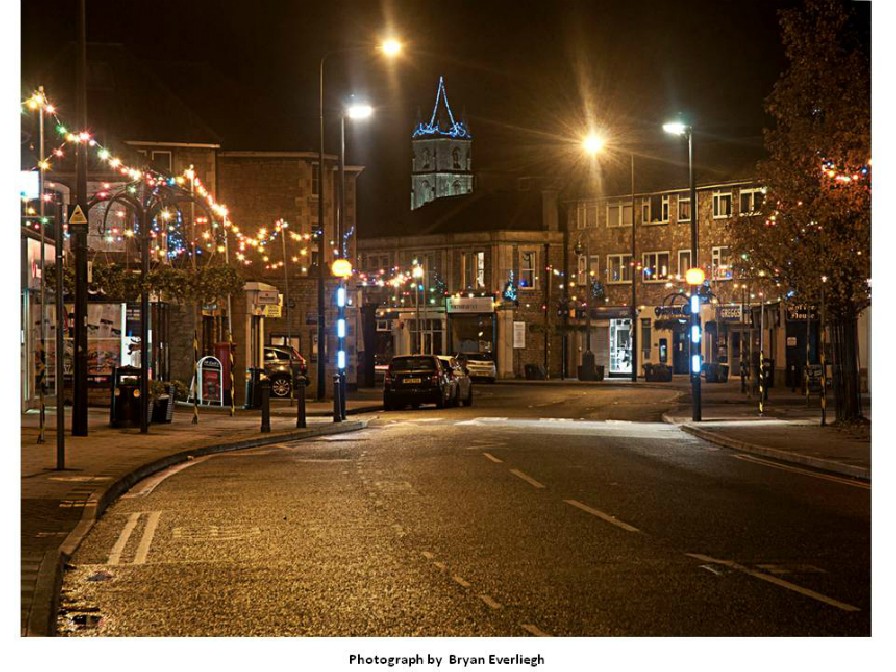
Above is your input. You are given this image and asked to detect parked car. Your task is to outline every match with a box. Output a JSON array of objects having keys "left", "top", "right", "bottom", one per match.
[
  {"left": 383, "top": 354, "right": 455, "bottom": 410},
  {"left": 263, "top": 345, "right": 308, "bottom": 397},
  {"left": 437, "top": 355, "right": 473, "bottom": 407},
  {"left": 456, "top": 352, "right": 496, "bottom": 383}
]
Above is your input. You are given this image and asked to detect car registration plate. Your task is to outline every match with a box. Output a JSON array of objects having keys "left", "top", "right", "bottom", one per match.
[{"left": 404, "top": 378, "right": 421, "bottom": 384}]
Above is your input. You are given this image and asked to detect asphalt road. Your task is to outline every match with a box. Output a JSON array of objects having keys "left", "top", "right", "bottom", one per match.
[{"left": 57, "top": 384, "right": 870, "bottom": 636}]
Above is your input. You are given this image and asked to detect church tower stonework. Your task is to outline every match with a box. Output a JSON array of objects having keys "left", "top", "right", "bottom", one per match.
[{"left": 411, "top": 76, "right": 473, "bottom": 210}]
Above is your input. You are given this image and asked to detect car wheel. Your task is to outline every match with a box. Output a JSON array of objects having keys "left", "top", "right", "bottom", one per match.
[
  {"left": 270, "top": 375, "right": 291, "bottom": 397},
  {"left": 435, "top": 390, "right": 446, "bottom": 409},
  {"left": 462, "top": 386, "right": 473, "bottom": 407}
]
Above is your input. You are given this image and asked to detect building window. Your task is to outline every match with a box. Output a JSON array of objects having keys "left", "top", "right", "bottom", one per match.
[
  {"left": 151, "top": 151, "right": 172, "bottom": 171},
  {"left": 577, "top": 203, "right": 597, "bottom": 229},
  {"left": 577, "top": 254, "right": 600, "bottom": 285},
  {"left": 711, "top": 246, "right": 733, "bottom": 280},
  {"left": 713, "top": 191, "right": 733, "bottom": 219},
  {"left": 422, "top": 148, "right": 431, "bottom": 169},
  {"left": 641, "top": 252, "right": 670, "bottom": 282},
  {"left": 452, "top": 147, "right": 461, "bottom": 169},
  {"left": 312, "top": 163, "right": 320, "bottom": 197},
  {"left": 607, "top": 202, "right": 633, "bottom": 228},
  {"left": 678, "top": 250, "right": 692, "bottom": 278},
  {"left": 519, "top": 250, "right": 538, "bottom": 289},
  {"left": 678, "top": 195, "right": 691, "bottom": 222},
  {"left": 463, "top": 251, "right": 485, "bottom": 289},
  {"left": 642, "top": 195, "right": 669, "bottom": 225},
  {"left": 739, "top": 187, "right": 765, "bottom": 214},
  {"left": 606, "top": 254, "right": 632, "bottom": 283}
]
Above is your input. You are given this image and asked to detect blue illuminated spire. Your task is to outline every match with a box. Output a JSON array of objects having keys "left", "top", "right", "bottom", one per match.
[{"left": 412, "top": 76, "right": 472, "bottom": 139}]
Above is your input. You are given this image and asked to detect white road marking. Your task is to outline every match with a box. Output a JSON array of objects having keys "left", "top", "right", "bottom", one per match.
[
  {"left": 483, "top": 452, "right": 503, "bottom": 464},
  {"left": 686, "top": 553, "right": 861, "bottom": 612},
  {"left": 731, "top": 454, "right": 870, "bottom": 489},
  {"left": 509, "top": 469, "right": 545, "bottom": 489},
  {"left": 478, "top": 594, "right": 503, "bottom": 609},
  {"left": 455, "top": 417, "right": 681, "bottom": 439},
  {"left": 433, "top": 561, "right": 448, "bottom": 570},
  {"left": 121, "top": 457, "right": 211, "bottom": 498},
  {"left": 521, "top": 624, "right": 552, "bottom": 637},
  {"left": 564, "top": 499, "right": 640, "bottom": 533},
  {"left": 107, "top": 512, "right": 141, "bottom": 565},
  {"left": 421, "top": 551, "right": 435, "bottom": 560},
  {"left": 133, "top": 511, "right": 161, "bottom": 564},
  {"left": 452, "top": 575, "right": 471, "bottom": 588}
]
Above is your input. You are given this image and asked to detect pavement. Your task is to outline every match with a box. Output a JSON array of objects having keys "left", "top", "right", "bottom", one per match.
[{"left": 19, "top": 376, "right": 870, "bottom": 636}]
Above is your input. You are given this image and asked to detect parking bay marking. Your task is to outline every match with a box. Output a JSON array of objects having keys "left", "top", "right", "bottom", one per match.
[{"left": 686, "top": 553, "right": 860, "bottom": 612}]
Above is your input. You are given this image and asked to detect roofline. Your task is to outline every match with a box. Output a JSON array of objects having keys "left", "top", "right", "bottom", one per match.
[
  {"left": 125, "top": 140, "right": 221, "bottom": 149},
  {"left": 565, "top": 177, "right": 761, "bottom": 204}
]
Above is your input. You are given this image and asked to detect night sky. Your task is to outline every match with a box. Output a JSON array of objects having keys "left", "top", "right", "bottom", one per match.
[{"left": 19, "top": 0, "right": 870, "bottom": 236}]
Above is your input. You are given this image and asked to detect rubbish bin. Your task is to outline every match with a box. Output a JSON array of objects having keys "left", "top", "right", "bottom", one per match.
[
  {"left": 578, "top": 351, "right": 596, "bottom": 381},
  {"left": 110, "top": 365, "right": 149, "bottom": 428},
  {"left": 244, "top": 367, "right": 263, "bottom": 409},
  {"left": 524, "top": 363, "right": 545, "bottom": 380},
  {"left": 762, "top": 358, "right": 775, "bottom": 388}
]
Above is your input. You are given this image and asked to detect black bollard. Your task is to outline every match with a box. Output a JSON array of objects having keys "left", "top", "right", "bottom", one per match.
[
  {"left": 260, "top": 378, "right": 271, "bottom": 433},
  {"left": 340, "top": 372, "right": 347, "bottom": 421},
  {"left": 333, "top": 374, "right": 342, "bottom": 423},
  {"left": 296, "top": 377, "right": 307, "bottom": 429}
]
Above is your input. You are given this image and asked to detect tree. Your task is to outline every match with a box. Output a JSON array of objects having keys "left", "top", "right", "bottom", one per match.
[{"left": 728, "top": 0, "right": 870, "bottom": 423}]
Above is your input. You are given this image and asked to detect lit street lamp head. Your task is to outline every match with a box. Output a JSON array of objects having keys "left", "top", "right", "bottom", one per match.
[
  {"left": 380, "top": 39, "right": 402, "bottom": 57},
  {"left": 662, "top": 121, "right": 690, "bottom": 136},
  {"left": 582, "top": 133, "right": 606, "bottom": 156}
]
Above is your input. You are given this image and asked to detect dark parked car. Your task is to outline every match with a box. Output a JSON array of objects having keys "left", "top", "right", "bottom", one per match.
[
  {"left": 263, "top": 345, "right": 308, "bottom": 397},
  {"left": 437, "top": 355, "right": 473, "bottom": 407},
  {"left": 383, "top": 355, "right": 455, "bottom": 410}
]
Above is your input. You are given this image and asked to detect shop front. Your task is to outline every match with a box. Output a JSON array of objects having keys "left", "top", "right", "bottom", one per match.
[{"left": 445, "top": 295, "right": 497, "bottom": 359}]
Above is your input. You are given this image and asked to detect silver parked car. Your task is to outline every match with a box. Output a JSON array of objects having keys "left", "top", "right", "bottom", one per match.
[
  {"left": 456, "top": 352, "right": 496, "bottom": 383},
  {"left": 437, "top": 355, "right": 473, "bottom": 407}
]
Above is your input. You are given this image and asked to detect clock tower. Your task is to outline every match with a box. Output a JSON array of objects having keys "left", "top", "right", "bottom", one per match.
[{"left": 411, "top": 76, "right": 473, "bottom": 210}]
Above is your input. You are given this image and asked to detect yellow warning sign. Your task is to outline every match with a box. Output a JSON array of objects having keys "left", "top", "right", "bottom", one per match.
[{"left": 69, "top": 205, "right": 88, "bottom": 226}]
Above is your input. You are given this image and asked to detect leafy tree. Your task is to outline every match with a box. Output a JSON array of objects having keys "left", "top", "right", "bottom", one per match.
[{"left": 729, "top": 0, "right": 870, "bottom": 422}]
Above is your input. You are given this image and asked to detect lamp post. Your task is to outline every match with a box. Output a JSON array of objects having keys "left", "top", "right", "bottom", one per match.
[
  {"left": 664, "top": 121, "right": 700, "bottom": 421},
  {"left": 316, "top": 39, "right": 401, "bottom": 401},
  {"left": 412, "top": 263, "right": 424, "bottom": 354},
  {"left": 573, "top": 237, "right": 592, "bottom": 354}
]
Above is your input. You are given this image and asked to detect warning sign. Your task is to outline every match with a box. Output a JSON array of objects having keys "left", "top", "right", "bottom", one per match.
[{"left": 68, "top": 205, "right": 88, "bottom": 227}]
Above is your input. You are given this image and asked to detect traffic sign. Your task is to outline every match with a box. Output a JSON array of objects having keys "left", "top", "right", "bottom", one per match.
[{"left": 68, "top": 204, "right": 88, "bottom": 227}]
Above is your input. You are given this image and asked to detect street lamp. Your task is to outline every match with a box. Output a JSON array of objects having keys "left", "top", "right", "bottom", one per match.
[
  {"left": 581, "top": 133, "right": 638, "bottom": 382},
  {"left": 664, "top": 120, "right": 700, "bottom": 421},
  {"left": 316, "top": 38, "right": 401, "bottom": 401},
  {"left": 412, "top": 263, "right": 424, "bottom": 354}
]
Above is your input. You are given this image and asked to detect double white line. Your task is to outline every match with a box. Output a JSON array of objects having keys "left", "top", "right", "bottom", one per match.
[{"left": 108, "top": 511, "right": 161, "bottom": 565}]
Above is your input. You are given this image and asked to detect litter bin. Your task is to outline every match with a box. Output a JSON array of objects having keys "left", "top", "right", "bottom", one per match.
[
  {"left": 578, "top": 351, "right": 596, "bottom": 381},
  {"left": 244, "top": 367, "right": 263, "bottom": 409},
  {"left": 524, "top": 363, "right": 546, "bottom": 380},
  {"left": 110, "top": 365, "right": 149, "bottom": 428}
]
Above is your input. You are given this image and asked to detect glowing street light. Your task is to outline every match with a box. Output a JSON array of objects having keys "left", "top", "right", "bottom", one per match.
[{"left": 664, "top": 119, "right": 701, "bottom": 420}]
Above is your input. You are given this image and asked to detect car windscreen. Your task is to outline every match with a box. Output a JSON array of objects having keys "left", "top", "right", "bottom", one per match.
[{"left": 390, "top": 357, "right": 436, "bottom": 371}]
